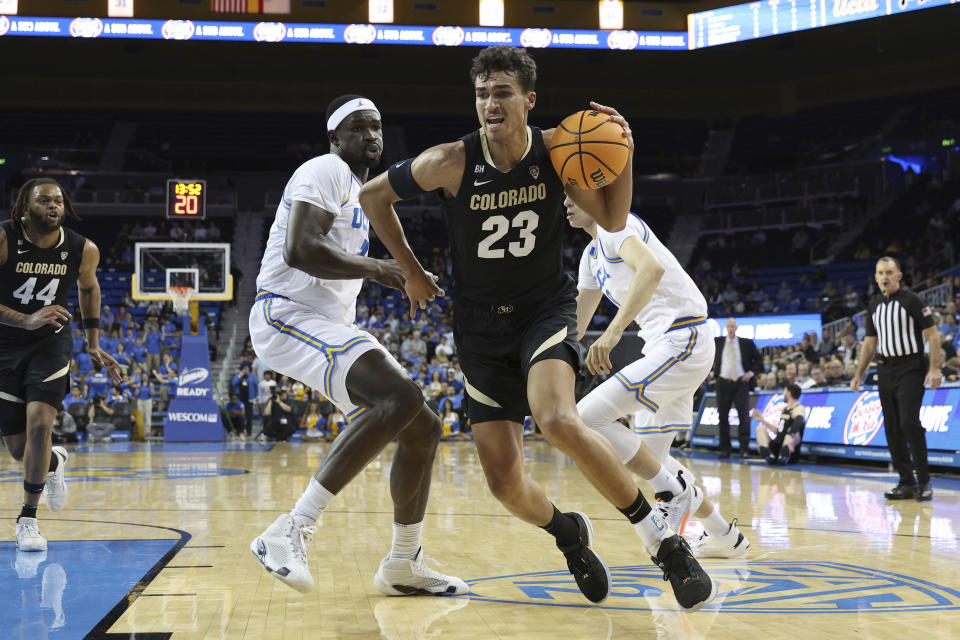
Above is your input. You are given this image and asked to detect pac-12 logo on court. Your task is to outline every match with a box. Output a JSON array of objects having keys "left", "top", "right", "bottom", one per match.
[
  {"left": 0, "top": 16, "right": 10, "bottom": 37},
  {"left": 344, "top": 23, "right": 377, "bottom": 44},
  {"left": 844, "top": 391, "right": 884, "bottom": 446},
  {"left": 254, "top": 22, "right": 287, "bottom": 42},
  {"left": 432, "top": 26, "right": 465, "bottom": 47},
  {"left": 162, "top": 20, "right": 195, "bottom": 40},
  {"left": 519, "top": 28, "right": 552, "bottom": 48},
  {"left": 466, "top": 562, "right": 960, "bottom": 613},
  {"left": 606, "top": 30, "right": 640, "bottom": 50},
  {"left": 70, "top": 18, "right": 104, "bottom": 38}
]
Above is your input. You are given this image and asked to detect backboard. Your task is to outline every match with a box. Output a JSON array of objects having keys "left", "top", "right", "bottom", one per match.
[{"left": 132, "top": 242, "right": 232, "bottom": 302}]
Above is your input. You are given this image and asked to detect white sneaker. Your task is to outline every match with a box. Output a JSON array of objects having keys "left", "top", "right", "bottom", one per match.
[
  {"left": 43, "top": 446, "right": 69, "bottom": 511},
  {"left": 250, "top": 513, "right": 317, "bottom": 593},
  {"left": 655, "top": 469, "right": 703, "bottom": 536},
  {"left": 16, "top": 517, "right": 48, "bottom": 552},
  {"left": 374, "top": 548, "right": 469, "bottom": 596},
  {"left": 690, "top": 518, "right": 750, "bottom": 559}
]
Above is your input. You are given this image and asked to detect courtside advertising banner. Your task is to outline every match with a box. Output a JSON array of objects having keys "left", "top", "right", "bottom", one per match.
[
  {"left": 164, "top": 325, "right": 224, "bottom": 441},
  {"left": 695, "top": 388, "right": 960, "bottom": 466},
  {"left": 705, "top": 314, "right": 822, "bottom": 348}
]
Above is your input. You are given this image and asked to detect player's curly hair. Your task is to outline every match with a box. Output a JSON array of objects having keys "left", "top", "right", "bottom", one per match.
[
  {"left": 10, "top": 177, "right": 81, "bottom": 234},
  {"left": 470, "top": 46, "right": 537, "bottom": 93}
]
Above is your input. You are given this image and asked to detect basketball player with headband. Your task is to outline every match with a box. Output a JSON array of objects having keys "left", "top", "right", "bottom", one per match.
[
  {"left": 359, "top": 46, "right": 717, "bottom": 613},
  {"left": 249, "top": 95, "right": 467, "bottom": 597}
]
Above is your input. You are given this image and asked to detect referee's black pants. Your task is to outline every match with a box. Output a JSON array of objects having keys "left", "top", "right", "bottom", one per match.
[
  {"left": 716, "top": 378, "right": 751, "bottom": 454},
  {"left": 877, "top": 356, "right": 928, "bottom": 485}
]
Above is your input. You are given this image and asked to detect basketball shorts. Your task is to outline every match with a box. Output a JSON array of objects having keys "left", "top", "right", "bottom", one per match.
[
  {"left": 453, "top": 290, "right": 584, "bottom": 425},
  {"left": 577, "top": 321, "right": 713, "bottom": 464},
  {"left": 249, "top": 293, "right": 399, "bottom": 424},
  {"left": 0, "top": 333, "right": 73, "bottom": 437}
]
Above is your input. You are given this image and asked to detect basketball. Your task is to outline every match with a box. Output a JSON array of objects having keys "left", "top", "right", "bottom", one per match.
[{"left": 549, "top": 110, "right": 630, "bottom": 190}]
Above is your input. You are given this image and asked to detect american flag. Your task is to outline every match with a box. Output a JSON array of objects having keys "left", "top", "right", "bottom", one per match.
[{"left": 212, "top": 0, "right": 248, "bottom": 12}]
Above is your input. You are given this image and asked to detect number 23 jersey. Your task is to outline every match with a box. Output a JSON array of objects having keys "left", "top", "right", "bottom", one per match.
[
  {"left": 440, "top": 126, "right": 570, "bottom": 305},
  {"left": 0, "top": 219, "right": 86, "bottom": 344}
]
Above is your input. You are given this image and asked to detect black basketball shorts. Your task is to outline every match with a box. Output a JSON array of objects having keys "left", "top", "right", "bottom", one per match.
[
  {"left": 0, "top": 332, "right": 73, "bottom": 437},
  {"left": 453, "top": 290, "right": 585, "bottom": 425}
]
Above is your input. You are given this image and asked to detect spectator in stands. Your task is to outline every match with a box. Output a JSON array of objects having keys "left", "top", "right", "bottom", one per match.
[
  {"left": 101, "top": 305, "right": 116, "bottom": 332},
  {"left": 844, "top": 286, "right": 861, "bottom": 311},
  {"left": 109, "top": 385, "right": 130, "bottom": 405},
  {"left": 152, "top": 353, "right": 178, "bottom": 409},
  {"left": 144, "top": 321, "right": 162, "bottom": 373},
  {"left": 299, "top": 401, "right": 326, "bottom": 441},
  {"left": 752, "top": 383, "right": 805, "bottom": 465},
  {"left": 87, "top": 395, "right": 116, "bottom": 442},
  {"left": 113, "top": 342, "right": 132, "bottom": 372},
  {"left": 231, "top": 364, "right": 258, "bottom": 433},
  {"left": 262, "top": 389, "right": 296, "bottom": 441},
  {"left": 776, "top": 281, "right": 793, "bottom": 306},
  {"left": 227, "top": 394, "right": 247, "bottom": 438},
  {"left": 720, "top": 283, "right": 739, "bottom": 311},
  {"left": 815, "top": 328, "right": 835, "bottom": 360},
  {"left": 52, "top": 409, "right": 78, "bottom": 445},
  {"left": 86, "top": 364, "right": 110, "bottom": 400},
  {"left": 825, "top": 359, "right": 850, "bottom": 386},
  {"left": 796, "top": 362, "right": 811, "bottom": 386},
  {"left": 758, "top": 293, "right": 775, "bottom": 313},
  {"left": 133, "top": 373, "right": 153, "bottom": 437},
  {"left": 757, "top": 373, "right": 778, "bottom": 391},
  {"left": 161, "top": 316, "right": 180, "bottom": 357},
  {"left": 258, "top": 370, "right": 277, "bottom": 406},
  {"left": 806, "top": 366, "right": 828, "bottom": 389}
]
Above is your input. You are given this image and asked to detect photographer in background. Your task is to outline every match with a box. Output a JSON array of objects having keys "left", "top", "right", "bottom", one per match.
[
  {"left": 86, "top": 394, "right": 116, "bottom": 442},
  {"left": 752, "top": 383, "right": 805, "bottom": 465},
  {"left": 262, "top": 389, "right": 296, "bottom": 442},
  {"left": 52, "top": 409, "right": 78, "bottom": 444}
]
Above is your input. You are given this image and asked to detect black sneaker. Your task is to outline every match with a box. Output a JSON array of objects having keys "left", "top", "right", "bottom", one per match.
[
  {"left": 916, "top": 482, "right": 933, "bottom": 502},
  {"left": 651, "top": 534, "right": 718, "bottom": 612},
  {"left": 884, "top": 483, "right": 917, "bottom": 500},
  {"left": 556, "top": 511, "right": 611, "bottom": 604}
]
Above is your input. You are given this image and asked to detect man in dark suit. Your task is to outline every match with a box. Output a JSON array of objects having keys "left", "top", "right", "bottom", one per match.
[{"left": 712, "top": 318, "right": 764, "bottom": 458}]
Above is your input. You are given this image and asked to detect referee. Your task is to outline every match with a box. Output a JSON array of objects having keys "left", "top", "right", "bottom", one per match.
[{"left": 851, "top": 257, "right": 941, "bottom": 502}]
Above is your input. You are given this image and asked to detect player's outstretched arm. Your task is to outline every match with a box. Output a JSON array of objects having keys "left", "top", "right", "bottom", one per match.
[
  {"left": 359, "top": 141, "right": 463, "bottom": 317},
  {"left": 78, "top": 239, "right": 123, "bottom": 383},
  {"left": 585, "top": 236, "right": 663, "bottom": 375},
  {"left": 283, "top": 200, "right": 403, "bottom": 290}
]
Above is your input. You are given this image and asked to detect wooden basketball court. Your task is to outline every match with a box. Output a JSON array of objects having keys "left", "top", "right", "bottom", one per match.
[{"left": 3, "top": 440, "right": 959, "bottom": 639}]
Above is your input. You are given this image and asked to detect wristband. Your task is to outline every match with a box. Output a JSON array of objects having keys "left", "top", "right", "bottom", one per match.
[{"left": 82, "top": 318, "right": 100, "bottom": 330}]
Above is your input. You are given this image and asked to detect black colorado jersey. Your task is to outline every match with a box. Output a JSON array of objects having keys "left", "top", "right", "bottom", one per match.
[
  {"left": 441, "top": 126, "right": 571, "bottom": 305},
  {"left": 0, "top": 219, "right": 86, "bottom": 343}
]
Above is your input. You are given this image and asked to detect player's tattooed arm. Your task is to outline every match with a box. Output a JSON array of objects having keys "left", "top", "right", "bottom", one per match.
[
  {"left": 79, "top": 239, "right": 123, "bottom": 382},
  {"left": 283, "top": 200, "right": 402, "bottom": 289}
]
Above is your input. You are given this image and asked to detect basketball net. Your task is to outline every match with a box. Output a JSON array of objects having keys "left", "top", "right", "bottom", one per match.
[{"left": 169, "top": 285, "right": 193, "bottom": 316}]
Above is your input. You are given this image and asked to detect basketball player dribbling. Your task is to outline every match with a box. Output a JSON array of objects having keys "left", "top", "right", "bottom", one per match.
[
  {"left": 1, "top": 178, "right": 122, "bottom": 552},
  {"left": 360, "top": 46, "right": 716, "bottom": 611},
  {"left": 567, "top": 197, "right": 750, "bottom": 559},
  {"left": 248, "top": 95, "right": 466, "bottom": 596}
]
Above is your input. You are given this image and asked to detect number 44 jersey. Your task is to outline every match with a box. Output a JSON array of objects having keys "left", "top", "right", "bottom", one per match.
[
  {"left": 441, "top": 126, "right": 570, "bottom": 305},
  {"left": 0, "top": 219, "right": 86, "bottom": 344}
]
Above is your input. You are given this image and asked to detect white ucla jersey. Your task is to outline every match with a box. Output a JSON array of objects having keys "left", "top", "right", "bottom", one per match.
[
  {"left": 578, "top": 213, "right": 707, "bottom": 343},
  {"left": 256, "top": 154, "right": 370, "bottom": 325}
]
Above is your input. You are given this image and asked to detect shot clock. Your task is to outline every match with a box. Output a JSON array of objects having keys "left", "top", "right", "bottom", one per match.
[{"left": 166, "top": 179, "right": 207, "bottom": 219}]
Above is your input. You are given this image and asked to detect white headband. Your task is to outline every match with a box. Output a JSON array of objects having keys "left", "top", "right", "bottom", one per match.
[{"left": 326, "top": 97, "right": 380, "bottom": 131}]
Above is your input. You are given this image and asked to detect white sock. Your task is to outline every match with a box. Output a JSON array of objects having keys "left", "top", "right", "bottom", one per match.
[
  {"left": 391, "top": 522, "right": 423, "bottom": 560},
  {"left": 633, "top": 510, "right": 674, "bottom": 554},
  {"left": 292, "top": 478, "right": 335, "bottom": 522},
  {"left": 648, "top": 468, "right": 683, "bottom": 496},
  {"left": 702, "top": 510, "right": 731, "bottom": 537}
]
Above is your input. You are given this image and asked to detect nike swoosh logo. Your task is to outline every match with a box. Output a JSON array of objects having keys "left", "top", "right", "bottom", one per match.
[
  {"left": 474, "top": 179, "right": 493, "bottom": 187},
  {"left": 17, "top": 249, "right": 29, "bottom": 254},
  {"left": 55, "top": 325, "right": 65, "bottom": 333}
]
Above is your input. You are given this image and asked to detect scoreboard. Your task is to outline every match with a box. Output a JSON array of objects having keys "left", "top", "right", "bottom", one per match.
[
  {"left": 688, "top": 0, "right": 957, "bottom": 49},
  {"left": 166, "top": 179, "right": 206, "bottom": 220}
]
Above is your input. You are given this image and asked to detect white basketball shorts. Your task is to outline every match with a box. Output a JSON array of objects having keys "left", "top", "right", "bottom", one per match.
[{"left": 249, "top": 292, "right": 396, "bottom": 423}]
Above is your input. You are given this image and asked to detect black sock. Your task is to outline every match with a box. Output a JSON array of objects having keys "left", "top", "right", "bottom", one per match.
[
  {"left": 618, "top": 489, "right": 652, "bottom": 524},
  {"left": 18, "top": 504, "right": 38, "bottom": 521},
  {"left": 541, "top": 505, "right": 581, "bottom": 547},
  {"left": 49, "top": 452, "right": 59, "bottom": 472}
]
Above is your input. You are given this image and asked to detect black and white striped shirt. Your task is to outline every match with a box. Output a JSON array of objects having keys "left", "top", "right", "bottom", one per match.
[{"left": 864, "top": 287, "right": 934, "bottom": 357}]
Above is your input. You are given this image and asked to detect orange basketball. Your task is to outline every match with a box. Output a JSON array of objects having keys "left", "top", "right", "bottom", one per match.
[{"left": 549, "top": 110, "right": 630, "bottom": 190}]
